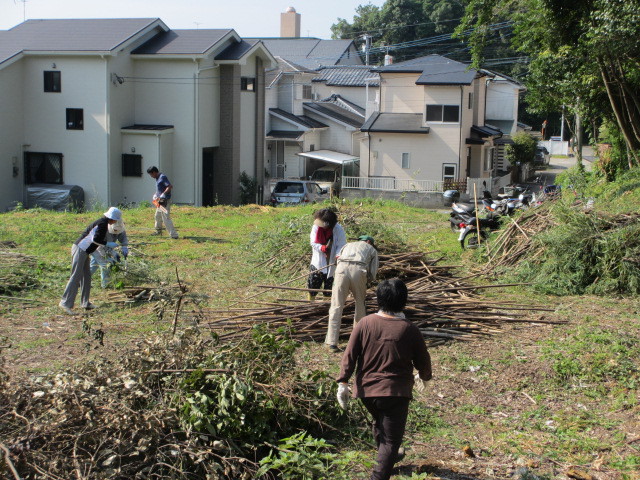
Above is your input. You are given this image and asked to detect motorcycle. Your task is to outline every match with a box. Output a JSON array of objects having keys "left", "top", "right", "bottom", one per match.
[{"left": 450, "top": 211, "right": 501, "bottom": 249}]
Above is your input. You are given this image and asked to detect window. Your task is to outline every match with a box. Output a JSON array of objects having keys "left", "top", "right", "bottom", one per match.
[
  {"left": 122, "top": 154, "right": 142, "bottom": 176},
  {"left": 66, "top": 108, "right": 83, "bottom": 130},
  {"left": 468, "top": 92, "right": 474, "bottom": 109},
  {"left": 443, "top": 163, "right": 457, "bottom": 181},
  {"left": 310, "top": 144, "right": 315, "bottom": 151},
  {"left": 401, "top": 153, "right": 410, "bottom": 169},
  {"left": 44, "top": 71, "right": 61, "bottom": 92},
  {"left": 302, "top": 84, "right": 312, "bottom": 99},
  {"left": 24, "top": 152, "right": 63, "bottom": 184},
  {"left": 241, "top": 77, "right": 255, "bottom": 91},
  {"left": 426, "top": 104, "right": 460, "bottom": 123}
]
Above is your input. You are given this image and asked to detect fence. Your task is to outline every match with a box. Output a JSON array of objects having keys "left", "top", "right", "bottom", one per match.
[{"left": 342, "top": 176, "right": 445, "bottom": 193}]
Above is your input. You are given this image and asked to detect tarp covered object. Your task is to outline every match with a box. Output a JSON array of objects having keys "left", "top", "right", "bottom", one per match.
[{"left": 26, "top": 184, "right": 84, "bottom": 211}]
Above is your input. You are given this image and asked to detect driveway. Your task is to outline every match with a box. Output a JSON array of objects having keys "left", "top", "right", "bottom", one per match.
[{"left": 537, "top": 147, "right": 593, "bottom": 185}]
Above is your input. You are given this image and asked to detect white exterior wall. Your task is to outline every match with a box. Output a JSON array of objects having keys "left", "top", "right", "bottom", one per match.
[
  {"left": 134, "top": 60, "right": 198, "bottom": 204},
  {"left": 22, "top": 56, "right": 109, "bottom": 208},
  {"left": 317, "top": 120, "right": 353, "bottom": 154},
  {"left": 486, "top": 80, "right": 518, "bottom": 134},
  {"left": 381, "top": 74, "right": 423, "bottom": 113},
  {"left": 0, "top": 61, "right": 25, "bottom": 211},
  {"left": 312, "top": 84, "right": 370, "bottom": 108}
]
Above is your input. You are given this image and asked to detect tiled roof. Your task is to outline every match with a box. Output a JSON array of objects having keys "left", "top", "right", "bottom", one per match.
[
  {"left": 215, "top": 39, "right": 261, "bottom": 60},
  {"left": 247, "top": 38, "right": 359, "bottom": 69},
  {"left": 361, "top": 113, "right": 430, "bottom": 134},
  {"left": 133, "top": 29, "right": 233, "bottom": 55},
  {"left": 266, "top": 130, "right": 303, "bottom": 139},
  {"left": 1, "top": 18, "right": 164, "bottom": 67},
  {"left": 313, "top": 65, "right": 379, "bottom": 87},
  {"left": 374, "top": 54, "right": 478, "bottom": 86},
  {"left": 269, "top": 108, "right": 328, "bottom": 129},
  {"left": 303, "top": 95, "right": 365, "bottom": 128}
]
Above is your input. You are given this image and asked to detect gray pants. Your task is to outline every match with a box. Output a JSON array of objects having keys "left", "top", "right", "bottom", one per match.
[
  {"left": 61, "top": 244, "right": 91, "bottom": 308},
  {"left": 154, "top": 199, "right": 178, "bottom": 238},
  {"left": 325, "top": 261, "right": 368, "bottom": 346}
]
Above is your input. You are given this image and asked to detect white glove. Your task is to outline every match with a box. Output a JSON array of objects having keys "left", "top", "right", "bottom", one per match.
[
  {"left": 153, "top": 194, "right": 158, "bottom": 200},
  {"left": 159, "top": 193, "right": 166, "bottom": 199},
  {"left": 414, "top": 373, "right": 428, "bottom": 393},
  {"left": 337, "top": 383, "right": 349, "bottom": 410}
]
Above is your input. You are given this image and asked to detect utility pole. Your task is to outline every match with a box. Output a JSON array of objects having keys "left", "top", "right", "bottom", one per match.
[{"left": 360, "top": 34, "right": 372, "bottom": 66}]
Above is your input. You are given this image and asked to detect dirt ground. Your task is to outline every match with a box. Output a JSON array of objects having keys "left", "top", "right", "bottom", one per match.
[{"left": 2, "top": 285, "right": 639, "bottom": 480}]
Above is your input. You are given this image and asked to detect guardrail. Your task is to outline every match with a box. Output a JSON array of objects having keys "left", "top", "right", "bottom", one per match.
[{"left": 342, "top": 176, "right": 445, "bottom": 193}]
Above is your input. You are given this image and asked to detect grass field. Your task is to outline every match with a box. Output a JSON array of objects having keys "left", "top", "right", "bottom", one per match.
[{"left": 1, "top": 199, "right": 639, "bottom": 479}]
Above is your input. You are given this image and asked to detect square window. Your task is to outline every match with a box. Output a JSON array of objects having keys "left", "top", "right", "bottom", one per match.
[
  {"left": 302, "top": 84, "right": 312, "bottom": 99},
  {"left": 468, "top": 92, "right": 474, "bottom": 109},
  {"left": 44, "top": 71, "right": 61, "bottom": 92},
  {"left": 241, "top": 77, "right": 255, "bottom": 91},
  {"left": 66, "top": 108, "right": 83, "bottom": 130},
  {"left": 443, "top": 105, "right": 460, "bottom": 122},
  {"left": 426, "top": 105, "right": 443, "bottom": 122},
  {"left": 401, "top": 153, "right": 410, "bottom": 169},
  {"left": 122, "top": 154, "right": 142, "bottom": 176},
  {"left": 24, "top": 152, "right": 63, "bottom": 184}
]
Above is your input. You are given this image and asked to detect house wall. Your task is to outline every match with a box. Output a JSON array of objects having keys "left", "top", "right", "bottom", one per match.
[
  {"left": 485, "top": 80, "right": 518, "bottom": 134},
  {"left": 366, "top": 133, "right": 455, "bottom": 181},
  {"left": 0, "top": 61, "right": 25, "bottom": 211},
  {"left": 239, "top": 59, "right": 258, "bottom": 178},
  {"left": 22, "top": 55, "right": 109, "bottom": 208},
  {"left": 313, "top": 84, "right": 370, "bottom": 107},
  {"left": 120, "top": 132, "right": 159, "bottom": 204},
  {"left": 381, "top": 73, "right": 423, "bottom": 113},
  {"left": 134, "top": 59, "right": 198, "bottom": 204},
  {"left": 317, "top": 120, "right": 353, "bottom": 154}
]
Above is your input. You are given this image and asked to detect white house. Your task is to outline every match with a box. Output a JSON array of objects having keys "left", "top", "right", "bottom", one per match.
[
  {"left": 0, "top": 18, "right": 276, "bottom": 211},
  {"left": 358, "top": 55, "right": 507, "bottom": 193}
]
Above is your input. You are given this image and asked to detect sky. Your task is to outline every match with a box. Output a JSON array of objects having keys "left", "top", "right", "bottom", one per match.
[{"left": 1, "top": 0, "right": 386, "bottom": 38}]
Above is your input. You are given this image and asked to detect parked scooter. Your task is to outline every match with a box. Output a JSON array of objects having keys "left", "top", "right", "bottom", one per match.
[{"left": 451, "top": 212, "right": 501, "bottom": 249}]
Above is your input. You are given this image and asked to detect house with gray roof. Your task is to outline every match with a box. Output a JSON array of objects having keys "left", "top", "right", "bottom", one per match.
[
  {"left": 356, "top": 54, "right": 514, "bottom": 196},
  {"left": 0, "top": 18, "right": 275, "bottom": 210}
]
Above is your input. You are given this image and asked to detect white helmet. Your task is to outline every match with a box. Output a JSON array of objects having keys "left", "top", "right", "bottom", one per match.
[{"left": 108, "top": 220, "right": 125, "bottom": 235}]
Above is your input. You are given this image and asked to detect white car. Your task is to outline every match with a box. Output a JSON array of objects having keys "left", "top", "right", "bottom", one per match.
[{"left": 269, "top": 180, "right": 329, "bottom": 206}]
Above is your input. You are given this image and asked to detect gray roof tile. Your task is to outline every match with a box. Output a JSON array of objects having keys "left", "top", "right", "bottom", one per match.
[
  {"left": 375, "top": 54, "right": 478, "bottom": 85},
  {"left": 361, "top": 112, "right": 430, "bottom": 134},
  {"left": 269, "top": 108, "right": 328, "bottom": 129},
  {"left": 247, "top": 38, "right": 357, "bottom": 69},
  {"left": 313, "top": 65, "right": 379, "bottom": 87},
  {"left": 133, "top": 29, "right": 233, "bottom": 55}
]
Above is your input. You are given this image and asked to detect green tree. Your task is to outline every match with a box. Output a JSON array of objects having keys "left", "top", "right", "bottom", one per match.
[
  {"left": 506, "top": 132, "right": 537, "bottom": 165},
  {"left": 457, "top": 0, "right": 640, "bottom": 171}
]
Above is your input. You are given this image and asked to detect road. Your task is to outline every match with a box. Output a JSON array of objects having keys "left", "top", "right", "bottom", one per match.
[{"left": 537, "top": 146, "right": 594, "bottom": 186}]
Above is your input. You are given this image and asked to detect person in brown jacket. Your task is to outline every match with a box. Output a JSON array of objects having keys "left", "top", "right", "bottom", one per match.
[{"left": 336, "top": 278, "right": 432, "bottom": 480}]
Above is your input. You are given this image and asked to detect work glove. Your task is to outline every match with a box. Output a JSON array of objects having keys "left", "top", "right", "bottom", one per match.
[
  {"left": 159, "top": 193, "right": 166, "bottom": 199},
  {"left": 153, "top": 194, "right": 158, "bottom": 200},
  {"left": 320, "top": 244, "right": 329, "bottom": 253},
  {"left": 106, "top": 241, "right": 118, "bottom": 249},
  {"left": 337, "top": 383, "right": 350, "bottom": 410},
  {"left": 122, "top": 246, "right": 129, "bottom": 258},
  {"left": 414, "top": 373, "right": 428, "bottom": 393}
]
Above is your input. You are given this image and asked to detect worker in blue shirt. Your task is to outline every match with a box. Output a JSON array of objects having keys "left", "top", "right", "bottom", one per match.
[{"left": 146, "top": 166, "right": 178, "bottom": 239}]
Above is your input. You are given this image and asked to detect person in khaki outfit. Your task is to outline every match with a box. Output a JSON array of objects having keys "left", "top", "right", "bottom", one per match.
[
  {"left": 147, "top": 166, "right": 179, "bottom": 239},
  {"left": 325, "top": 235, "right": 379, "bottom": 351}
]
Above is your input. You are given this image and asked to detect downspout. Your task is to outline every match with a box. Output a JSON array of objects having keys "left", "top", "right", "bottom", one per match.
[{"left": 459, "top": 86, "right": 463, "bottom": 179}]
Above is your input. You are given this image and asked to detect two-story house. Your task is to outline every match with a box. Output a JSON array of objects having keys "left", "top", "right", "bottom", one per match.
[
  {"left": 0, "top": 18, "right": 275, "bottom": 211},
  {"left": 358, "top": 55, "right": 505, "bottom": 195}
]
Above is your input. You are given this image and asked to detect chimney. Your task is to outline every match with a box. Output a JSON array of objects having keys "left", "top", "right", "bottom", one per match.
[
  {"left": 384, "top": 54, "right": 394, "bottom": 65},
  {"left": 281, "top": 6, "right": 301, "bottom": 38}
]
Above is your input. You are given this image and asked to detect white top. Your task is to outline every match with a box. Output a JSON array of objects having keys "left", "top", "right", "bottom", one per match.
[{"left": 310, "top": 222, "right": 346, "bottom": 278}]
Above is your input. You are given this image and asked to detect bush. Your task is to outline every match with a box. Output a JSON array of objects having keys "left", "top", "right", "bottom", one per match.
[{"left": 506, "top": 132, "right": 537, "bottom": 165}]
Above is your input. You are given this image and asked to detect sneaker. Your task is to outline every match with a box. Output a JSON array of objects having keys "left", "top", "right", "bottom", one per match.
[
  {"left": 58, "top": 302, "right": 77, "bottom": 316},
  {"left": 395, "top": 446, "right": 406, "bottom": 463},
  {"left": 308, "top": 293, "right": 315, "bottom": 302},
  {"left": 83, "top": 303, "right": 98, "bottom": 310},
  {"left": 328, "top": 345, "right": 343, "bottom": 353},
  {"left": 171, "top": 235, "right": 179, "bottom": 239},
  {"left": 150, "top": 230, "right": 162, "bottom": 236}
]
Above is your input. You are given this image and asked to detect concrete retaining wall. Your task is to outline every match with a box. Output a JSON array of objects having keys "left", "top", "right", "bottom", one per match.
[{"left": 340, "top": 188, "right": 446, "bottom": 209}]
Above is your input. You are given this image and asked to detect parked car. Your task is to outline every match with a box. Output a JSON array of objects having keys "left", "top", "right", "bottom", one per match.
[
  {"left": 535, "top": 145, "right": 550, "bottom": 165},
  {"left": 309, "top": 166, "right": 341, "bottom": 196},
  {"left": 269, "top": 180, "right": 329, "bottom": 206}
]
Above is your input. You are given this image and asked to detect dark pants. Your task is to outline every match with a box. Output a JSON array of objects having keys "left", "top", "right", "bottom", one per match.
[
  {"left": 362, "top": 397, "right": 410, "bottom": 480},
  {"left": 307, "top": 266, "right": 333, "bottom": 297}
]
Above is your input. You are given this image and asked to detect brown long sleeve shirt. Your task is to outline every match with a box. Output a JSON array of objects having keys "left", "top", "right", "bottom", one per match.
[{"left": 337, "top": 313, "right": 432, "bottom": 399}]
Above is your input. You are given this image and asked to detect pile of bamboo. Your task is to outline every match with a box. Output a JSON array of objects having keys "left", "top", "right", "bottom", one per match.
[
  {"left": 202, "top": 252, "right": 557, "bottom": 347},
  {"left": 485, "top": 208, "right": 557, "bottom": 270}
]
